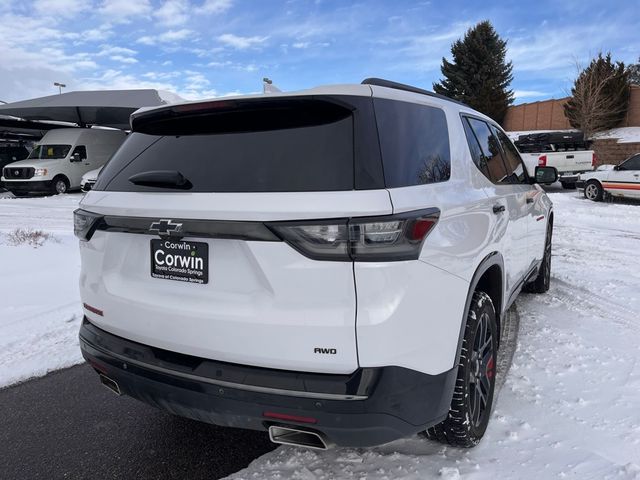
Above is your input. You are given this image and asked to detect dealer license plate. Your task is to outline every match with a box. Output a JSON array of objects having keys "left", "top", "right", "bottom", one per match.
[{"left": 150, "top": 239, "right": 209, "bottom": 284}]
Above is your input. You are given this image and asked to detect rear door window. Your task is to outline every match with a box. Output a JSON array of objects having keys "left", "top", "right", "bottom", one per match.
[
  {"left": 96, "top": 104, "right": 355, "bottom": 193},
  {"left": 374, "top": 99, "right": 450, "bottom": 188},
  {"left": 465, "top": 118, "right": 509, "bottom": 184}
]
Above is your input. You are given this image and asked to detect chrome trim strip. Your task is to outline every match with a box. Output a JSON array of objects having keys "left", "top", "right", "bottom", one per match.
[{"left": 81, "top": 337, "right": 368, "bottom": 401}]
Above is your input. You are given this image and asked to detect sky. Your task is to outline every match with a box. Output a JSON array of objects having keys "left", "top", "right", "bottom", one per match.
[{"left": 0, "top": 0, "right": 638, "bottom": 104}]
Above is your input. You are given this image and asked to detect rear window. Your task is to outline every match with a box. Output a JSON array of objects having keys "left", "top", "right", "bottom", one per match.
[
  {"left": 374, "top": 98, "right": 451, "bottom": 188},
  {"left": 95, "top": 100, "right": 356, "bottom": 193}
]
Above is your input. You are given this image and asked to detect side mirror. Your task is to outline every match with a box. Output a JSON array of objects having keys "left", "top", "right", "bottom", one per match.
[
  {"left": 71, "top": 153, "right": 81, "bottom": 162},
  {"left": 534, "top": 166, "right": 558, "bottom": 184}
]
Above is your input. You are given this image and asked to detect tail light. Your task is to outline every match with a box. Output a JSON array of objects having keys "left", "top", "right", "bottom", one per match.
[
  {"left": 268, "top": 208, "right": 440, "bottom": 262},
  {"left": 74, "top": 209, "right": 104, "bottom": 241},
  {"left": 592, "top": 152, "right": 598, "bottom": 168},
  {"left": 538, "top": 155, "right": 547, "bottom": 167}
]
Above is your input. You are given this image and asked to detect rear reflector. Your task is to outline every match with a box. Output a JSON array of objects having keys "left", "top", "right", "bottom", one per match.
[
  {"left": 83, "top": 303, "right": 103, "bottom": 317},
  {"left": 263, "top": 411, "right": 318, "bottom": 424}
]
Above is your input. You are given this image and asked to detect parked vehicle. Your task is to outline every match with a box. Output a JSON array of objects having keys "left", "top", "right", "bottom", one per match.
[
  {"left": 1, "top": 128, "right": 126, "bottom": 195},
  {"left": 515, "top": 131, "right": 596, "bottom": 189},
  {"left": 0, "top": 144, "right": 30, "bottom": 171},
  {"left": 81, "top": 166, "right": 102, "bottom": 192},
  {"left": 577, "top": 153, "right": 640, "bottom": 201},
  {"left": 75, "top": 79, "right": 557, "bottom": 449}
]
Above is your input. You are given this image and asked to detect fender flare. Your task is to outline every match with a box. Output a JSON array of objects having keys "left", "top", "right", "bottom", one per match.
[{"left": 452, "top": 251, "right": 504, "bottom": 369}]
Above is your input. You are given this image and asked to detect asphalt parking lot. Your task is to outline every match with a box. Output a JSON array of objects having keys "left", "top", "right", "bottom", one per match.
[{"left": 0, "top": 364, "right": 276, "bottom": 480}]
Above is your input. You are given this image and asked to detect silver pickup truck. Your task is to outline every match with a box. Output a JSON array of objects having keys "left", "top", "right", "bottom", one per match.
[{"left": 513, "top": 131, "right": 596, "bottom": 189}]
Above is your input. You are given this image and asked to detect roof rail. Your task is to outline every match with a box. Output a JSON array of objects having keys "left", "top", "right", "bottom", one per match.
[{"left": 361, "top": 78, "right": 470, "bottom": 108}]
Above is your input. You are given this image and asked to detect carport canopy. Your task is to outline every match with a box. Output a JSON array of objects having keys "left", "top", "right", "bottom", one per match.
[{"left": 0, "top": 90, "right": 181, "bottom": 130}]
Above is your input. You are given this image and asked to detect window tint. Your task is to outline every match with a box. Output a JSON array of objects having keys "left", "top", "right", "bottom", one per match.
[
  {"left": 466, "top": 118, "right": 509, "bottom": 184},
  {"left": 96, "top": 117, "right": 354, "bottom": 193},
  {"left": 462, "top": 118, "right": 491, "bottom": 179},
  {"left": 72, "top": 145, "right": 87, "bottom": 160},
  {"left": 374, "top": 99, "right": 450, "bottom": 188},
  {"left": 492, "top": 127, "right": 527, "bottom": 183},
  {"left": 620, "top": 154, "right": 640, "bottom": 171}
]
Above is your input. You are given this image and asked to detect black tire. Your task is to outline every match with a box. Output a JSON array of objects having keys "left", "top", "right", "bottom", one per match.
[
  {"left": 51, "top": 176, "right": 69, "bottom": 195},
  {"left": 584, "top": 180, "right": 603, "bottom": 202},
  {"left": 424, "top": 291, "right": 497, "bottom": 448},
  {"left": 523, "top": 221, "right": 552, "bottom": 294},
  {"left": 561, "top": 181, "right": 576, "bottom": 190}
]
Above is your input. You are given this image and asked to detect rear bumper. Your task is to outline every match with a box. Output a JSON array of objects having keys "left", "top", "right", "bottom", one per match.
[
  {"left": 79, "top": 318, "right": 456, "bottom": 447},
  {"left": 2, "top": 180, "right": 52, "bottom": 193},
  {"left": 558, "top": 173, "right": 579, "bottom": 183}
]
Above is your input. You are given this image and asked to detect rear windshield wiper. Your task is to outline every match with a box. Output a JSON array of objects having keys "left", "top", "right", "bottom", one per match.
[{"left": 128, "top": 170, "right": 193, "bottom": 190}]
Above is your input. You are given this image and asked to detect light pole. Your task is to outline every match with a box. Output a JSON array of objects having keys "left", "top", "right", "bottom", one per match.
[{"left": 53, "top": 82, "right": 66, "bottom": 94}]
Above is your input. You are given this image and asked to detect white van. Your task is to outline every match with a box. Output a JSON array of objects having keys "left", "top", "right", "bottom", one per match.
[{"left": 1, "top": 128, "right": 126, "bottom": 195}]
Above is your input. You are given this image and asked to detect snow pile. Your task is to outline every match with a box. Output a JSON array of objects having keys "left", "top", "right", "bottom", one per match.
[
  {"left": 591, "top": 127, "right": 640, "bottom": 144},
  {"left": 0, "top": 194, "right": 83, "bottom": 387},
  {"left": 227, "top": 193, "right": 640, "bottom": 480}
]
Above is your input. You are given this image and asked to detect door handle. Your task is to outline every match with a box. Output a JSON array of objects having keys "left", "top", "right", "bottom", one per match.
[{"left": 493, "top": 204, "right": 506, "bottom": 214}]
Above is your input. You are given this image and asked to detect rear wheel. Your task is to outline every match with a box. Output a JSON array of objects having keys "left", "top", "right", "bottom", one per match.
[
  {"left": 523, "top": 221, "right": 552, "bottom": 294},
  {"left": 51, "top": 176, "right": 69, "bottom": 195},
  {"left": 424, "top": 291, "right": 497, "bottom": 448},
  {"left": 584, "top": 181, "right": 603, "bottom": 201}
]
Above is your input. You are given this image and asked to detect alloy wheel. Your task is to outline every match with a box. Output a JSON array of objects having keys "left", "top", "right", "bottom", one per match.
[{"left": 468, "top": 311, "right": 495, "bottom": 427}]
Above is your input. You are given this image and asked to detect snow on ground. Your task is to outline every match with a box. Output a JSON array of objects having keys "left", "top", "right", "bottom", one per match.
[
  {"left": 591, "top": 127, "right": 640, "bottom": 144},
  {"left": 0, "top": 193, "right": 84, "bottom": 387},
  {"left": 1, "top": 190, "right": 639, "bottom": 478},
  {"left": 228, "top": 193, "right": 640, "bottom": 480}
]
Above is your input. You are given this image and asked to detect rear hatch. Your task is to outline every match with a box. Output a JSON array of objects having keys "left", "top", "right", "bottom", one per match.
[{"left": 78, "top": 94, "right": 392, "bottom": 374}]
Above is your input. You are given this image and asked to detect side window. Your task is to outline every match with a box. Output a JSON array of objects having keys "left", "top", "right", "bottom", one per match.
[
  {"left": 71, "top": 145, "right": 87, "bottom": 160},
  {"left": 466, "top": 117, "right": 509, "bottom": 184},
  {"left": 462, "top": 118, "right": 491, "bottom": 179},
  {"left": 492, "top": 126, "right": 528, "bottom": 184},
  {"left": 374, "top": 99, "right": 451, "bottom": 188},
  {"left": 620, "top": 154, "right": 640, "bottom": 171}
]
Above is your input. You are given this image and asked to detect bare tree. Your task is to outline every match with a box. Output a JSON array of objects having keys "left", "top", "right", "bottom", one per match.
[{"left": 563, "top": 53, "right": 630, "bottom": 138}]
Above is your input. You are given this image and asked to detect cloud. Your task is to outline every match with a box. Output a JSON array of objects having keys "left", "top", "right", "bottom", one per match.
[
  {"left": 33, "top": 0, "right": 88, "bottom": 18},
  {"left": 110, "top": 55, "right": 138, "bottom": 64},
  {"left": 513, "top": 89, "right": 549, "bottom": 100},
  {"left": 154, "top": 0, "right": 190, "bottom": 26},
  {"left": 198, "top": 0, "right": 233, "bottom": 14},
  {"left": 98, "top": 0, "right": 152, "bottom": 23},
  {"left": 137, "top": 29, "right": 194, "bottom": 45},
  {"left": 218, "top": 33, "right": 268, "bottom": 49},
  {"left": 98, "top": 45, "right": 137, "bottom": 56}
]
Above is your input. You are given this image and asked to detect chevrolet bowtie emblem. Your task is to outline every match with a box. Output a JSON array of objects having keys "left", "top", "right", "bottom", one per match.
[{"left": 149, "top": 219, "right": 183, "bottom": 236}]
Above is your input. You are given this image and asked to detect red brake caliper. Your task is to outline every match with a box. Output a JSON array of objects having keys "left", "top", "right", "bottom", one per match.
[{"left": 486, "top": 356, "right": 495, "bottom": 380}]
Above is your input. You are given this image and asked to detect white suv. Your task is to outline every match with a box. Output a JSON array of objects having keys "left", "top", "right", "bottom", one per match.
[{"left": 75, "top": 79, "right": 557, "bottom": 449}]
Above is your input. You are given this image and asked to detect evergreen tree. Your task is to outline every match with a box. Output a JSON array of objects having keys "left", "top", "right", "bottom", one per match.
[
  {"left": 563, "top": 53, "right": 630, "bottom": 136},
  {"left": 433, "top": 21, "right": 514, "bottom": 124}
]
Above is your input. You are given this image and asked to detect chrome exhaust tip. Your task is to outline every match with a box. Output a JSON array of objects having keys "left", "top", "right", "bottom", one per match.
[
  {"left": 99, "top": 373, "right": 121, "bottom": 396},
  {"left": 268, "top": 425, "right": 329, "bottom": 450}
]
